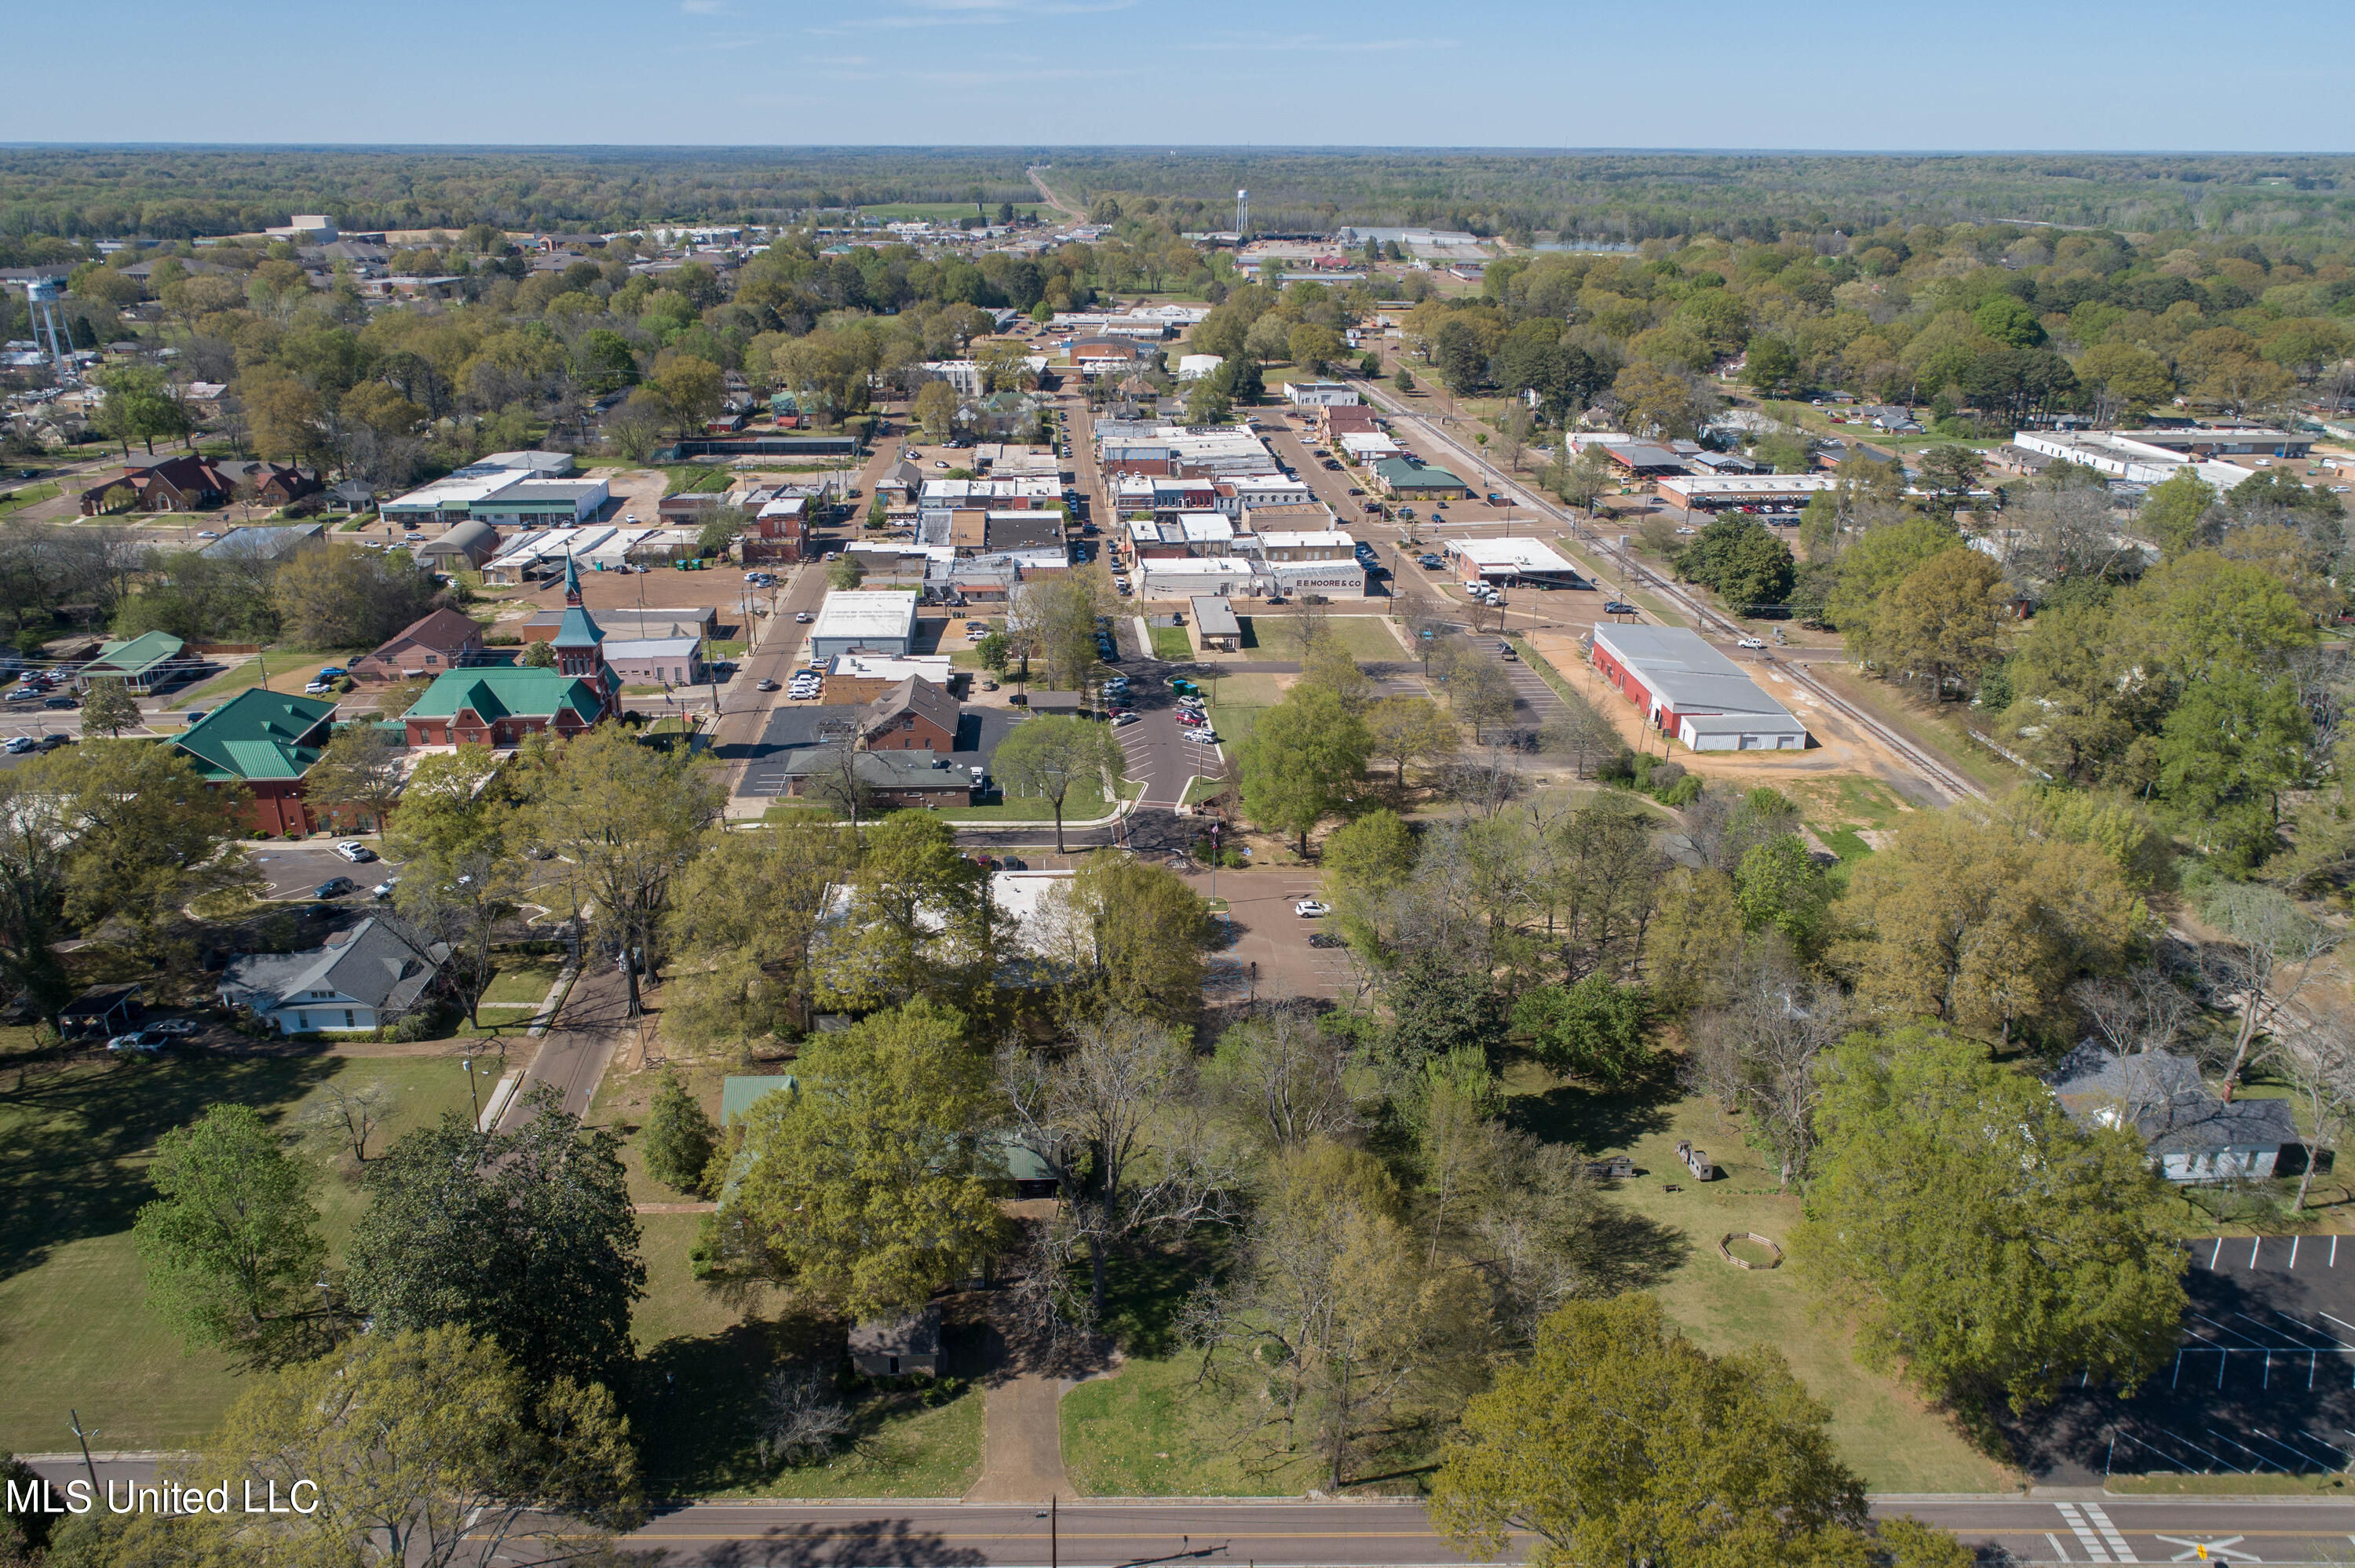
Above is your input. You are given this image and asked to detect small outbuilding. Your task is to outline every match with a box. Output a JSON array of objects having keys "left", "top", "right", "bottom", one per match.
[
  {"left": 849, "top": 1304, "right": 943, "bottom": 1378},
  {"left": 1189, "top": 595, "right": 1242, "bottom": 651},
  {"left": 59, "top": 983, "right": 143, "bottom": 1039}
]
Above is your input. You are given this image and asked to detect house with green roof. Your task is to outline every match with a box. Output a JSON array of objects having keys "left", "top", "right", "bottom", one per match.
[
  {"left": 77, "top": 630, "right": 193, "bottom": 695},
  {"left": 400, "top": 553, "right": 615, "bottom": 748},
  {"left": 1371, "top": 456, "right": 1470, "bottom": 500},
  {"left": 171, "top": 687, "right": 341, "bottom": 836}
]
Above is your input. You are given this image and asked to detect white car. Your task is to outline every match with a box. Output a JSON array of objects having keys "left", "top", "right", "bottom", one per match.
[
  {"left": 1294, "top": 899, "right": 1331, "bottom": 918},
  {"left": 334, "top": 841, "right": 377, "bottom": 862},
  {"left": 303, "top": 680, "right": 334, "bottom": 695},
  {"left": 1736, "top": 636, "right": 1766, "bottom": 650},
  {"left": 1113, "top": 711, "right": 1140, "bottom": 727}
]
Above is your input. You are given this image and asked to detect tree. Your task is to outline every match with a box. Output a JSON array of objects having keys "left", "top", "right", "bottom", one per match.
[
  {"left": 1010, "top": 571, "right": 1108, "bottom": 690},
  {"left": 2136, "top": 467, "right": 2218, "bottom": 556},
  {"left": 1237, "top": 684, "right": 1373, "bottom": 855},
  {"left": 1444, "top": 656, "right": 1518, "bottom": 742},
  {"left": 1821, "top": 515, "right": 1957, "bottom": 633},
  {"left": 1512, "top": 976, "right": 1652, "bottom": 1087},
  {"left": 177, "top": 1325, "right": 642, "bottom": 1568},
  {"left": 345, "top": 1086, "right": 644, "bottom": 1390},
  {"left": 37, "top": 739, "right": 258, "bottom": 958},
  {"left": 911, "top": 379, "right": 958, "bottom": 441},
  {"left": 133, "top": 1104, "right": 326, "bottom": 1365},
  {"left": 525, "top": 727, "right": 721, "bottom": 1016},
  {"left": 648, "top": 355, "right": 725, "bottom": 436},
  {"left": 1433, "top": 1293, "right": 1897, "bottom": 1568},
  {"left": 2156, "top": 665, "right": 2312, "bottom": 867},
  {"left": 1799, "top": 1029, "right": 2186, "bottom": 1413},
  {"left": 1868, "top": 547, "right": 2008, "bottom": 698},
  {"left": 1674, "top": 516, "right": 1795, "bottom": 610},
  {"left": 826, "top": 553, "right": 865, "bottom": 590},
  {"left": 1364, "top": 696, "right": 1459, "bottom": 788},
  {"left": 2199, "top": 882, "right": 2341, "bottom": 1104},
  {"left": 1686, "top": 946, "right": 1845, "bottom": 1184},
  {"left": 727, "top": 1001, "right": 1001, "bottom": 1318},
  {"left": 1392, "top": 366, "right": 1415, "bottom": 393},
  {"left": 305, "top": 721, "right": 407, "bottom": 833},
  {"left": 1035, "top": 850, "right": 1214, "bottom": 1023},
  {"left": 1288, "top": 323, "right": 1345, "bottom": 376},
  {"left": 665, "top": 819, "right": 856, "bottom": 1053},
  {"left": 1835, "top": 810, "right": 2148, "bottom": 1043},
  {"left": 816, "top": 810, "right": 1006, "bottom": 1012},
  {"left": 643, "top": 1070, "right": 718, "bottom": 1196},
  {"left": 1732, "top": 834, "right": 1830, "bottom": 953},
  {"left": 991, "top": 713, "right": 1124, "bottom": 853},
  {"left": 1002, "top": 1011, "right": 1233, "bottom": 1326},
  {"left": 518, "top": 637, "right": 557, "bottom": 668},
  {"left": 298, "top": 1078, "right": 396, "bottom": 1167},
  {"left": 1915, "top": 444, "right": 1984, "bottom": 514},
  {"left": 272, "top": 543, "right": 441, "bottom": 649},
  {"left": 93, "top": 366, "right": 190, "bottom": 456},
  {"left": 1742, "top": 335, "right": 1802, "bottom": 395},
  {"left": 76, "top": 676, "right": 140, "bottom": 738}
]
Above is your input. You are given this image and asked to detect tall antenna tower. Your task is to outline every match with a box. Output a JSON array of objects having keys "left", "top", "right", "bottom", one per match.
[{"left": 1235, "top": 188, "right": 1249, "bottom": 235}]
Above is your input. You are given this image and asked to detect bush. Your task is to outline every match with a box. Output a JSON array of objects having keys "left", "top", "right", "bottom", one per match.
[
  {"left": 1656, "top": 773, "right": 1704, "bottom": 808},
  {"left": 1595, "top": 747, "right": 1637, "bottom": 783}
]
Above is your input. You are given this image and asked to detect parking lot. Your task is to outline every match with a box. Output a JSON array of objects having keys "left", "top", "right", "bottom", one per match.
[
  {"left": 2003, "top": 1234, "right": 2355, "bottom": 1482},
  {"left": 248, "top": 841, "right": 400, "bottom": 901},
  {"left": 1185, "top": 867, "right": 1364, "bottom": 1005}
]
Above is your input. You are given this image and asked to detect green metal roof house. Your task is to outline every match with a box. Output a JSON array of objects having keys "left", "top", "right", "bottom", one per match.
[
  {"left": 1372, "top": 457, "right": 1470, "bottom": 499},
  {"left": 78, "top": 630, "right": 192, "bottom": 695},
  {"left": 171, "top": 687, "right": 341, "bottom": 835}
]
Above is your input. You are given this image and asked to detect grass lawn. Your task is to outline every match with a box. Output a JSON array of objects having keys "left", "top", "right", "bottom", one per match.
[
  {"left": 1320, "top": 617, "right": 1405, "bottom": 662},
  {"left": 0, "top": 1052, "right": 479, "bottom": 1453},
  {"left": 1807, "top": 665, "right": 2024, "bottom": 797},
  {"left": 945, "top": 778, "right": 1138, "bottom": 824},
  {"left": 1499, "top": 1063, "right": 2017, "bottom": 1493},
  {"left": 1783, "top": 775, "right": 1913, "bottom": 866},
  {"left": 709, "top": 640, "right": 747, "bottom": 660},
  {"left": 0, "top": 482, "right": 63, "bottom": 517},
  {"left": 1203, "top": 671, "right": 1287, "bottom": 750},
  {"left": 166, "top": 650, "right": 356, "bottom": 710},
  {"left": 1149, "top": 625, "right": 1192, "bottom": 661},
  {"left": 479, "top": 954, "right": 568, "bottom": 1007}
]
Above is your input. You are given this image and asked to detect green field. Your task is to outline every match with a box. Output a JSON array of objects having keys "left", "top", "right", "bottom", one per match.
[
  {"left": 1203, "top": 671, "right": 1287, "bottom": 749},
  {"left": 0, "top": 1052, "right": 479, "bottom": 1452},
  {"left": 0, "top": 482, "right": 63, "bottom": 517},
  {"left": 166, "top": 649, "right": 355, "bottom": 710},
  {"left": 1150, "top": 625, "right": 1193, "bottom": 661},
  {"left": 1320, "top": 617, "right": 1405, "bottom": 662}
]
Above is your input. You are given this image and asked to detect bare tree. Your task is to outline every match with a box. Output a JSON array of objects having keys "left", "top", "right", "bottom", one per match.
[
  {"left": 1203, "top": 1002, "right": 1361, "bottom": 1150},
  {"left": 1685, "top": 945, "right": 1846, "bottom": 1185},
  {"left": 999, "top": 1012, "right": 1237, "bottom": 1327},
  {"left": 751, "top": 1365, "right": 853, "bottom": 1467},
  {"left": 2201, "top": 884, "right": 2342, "bottom": 1102},
  {"left": 298, "top": 1079, "right": 396, "bottom": 1165},
  {"left": 2257, "top": 1033, "right": 2355, "bottom": 1212}
]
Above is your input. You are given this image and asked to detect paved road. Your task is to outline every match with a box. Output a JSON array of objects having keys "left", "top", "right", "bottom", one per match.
[{"left": 495, "top": 961, "right": 630, "bottom": 1126}]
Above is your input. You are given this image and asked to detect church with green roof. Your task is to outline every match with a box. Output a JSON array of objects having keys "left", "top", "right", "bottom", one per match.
[
  {"left": 400, "top": 555, "right": 616, "bottom": 748},
  {"left": 172, "top": 687, "right": 342, "bottom": 837}
]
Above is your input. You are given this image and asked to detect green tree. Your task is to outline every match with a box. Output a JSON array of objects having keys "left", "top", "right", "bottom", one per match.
[
  {"left": 1364, "top": 696, "right": 1459, "bottom": 788},
  {"left": 1742, "top": 336, "right": 1801, "bottom": 395},
  {"left": 648, "top": 355, "right": 725, "bottom": 437},
  {"left": 1800, "top": 1029, "right": 2186, "bottom": 1414},
  {"left": 1915, "top": 444, "right": 1984, "bottom": 514},
  {"left": 1236, "top": 684, "right": 1373, "bottom": 855},
  {"left": 1673, "top": 516, "right": 1795, "bottom": 609},
  {"left": 177, "top": 1325, "right": 643, "bottom": 1568},
  {"left": 642, "top": 1070, "right": 719, "bottom": 1196},
  {"left": 991, "top": 713, "right": 1125, "bottom": 853},
  {"left": 519, "top": 637, "right": 557, "bottom": 667},
  {"left": 93, "top": 366, "right": 191, "bottom": 457},
  {"left": 665, "top": 819, "right": 856, "bottom": 1054},
  {"left": 1392, "top": 366, "right": 1416, "bottom": 393},
  {"left": 816, "top": 810, "right": 1006, "bottom": 1012},
  {"left": 2156, "top": 665, "right": 2312, "bottom": 867},
  {"left": 133, "top": 1104, "right": 327, "bottom": 1365},
  {"left": 271, "top": 542, "right": 441, "bottom": 649},
  {"left": 1821, "top": 515, "right": 1957, "bottom": 632},
  {"left": 726, "top": 1001, "right": 1002, "bottom": 1318},
  {"left": 39, "top": 739, "right": 258, "bottom": 958},
  {"left": 347, "top": 1085, "right": 644, "bottom": 1390},
  {"left": 1288, "top": 323, "right": 1345, "bottom": 375},
  {"left": 912, "top": 379, "right": 958, "bottom": 440},
  {"left": 76, "top": 676, "right": 141, "bottom": 738},
  {"left": 1434, "top": 1293, "right": 1893, "bottom": 1568},
  {"left": 1037, "top": 850, "right": 1212, "bottom": 1023},
  {"left": 1868, "top": 547, "right": 2009, "bottom": 698},
  {"left": 1512, "top": 976, "right": 1652, "bottom": 1087},
  {"left": 304, "top": 720, "right": 408, "bottom": 833},
  {"left": 827, "top": 554, "right": 865, "bottom": 590},
  {"left": 1732, "top": 834, "right": 1829, "bottom": 953}
]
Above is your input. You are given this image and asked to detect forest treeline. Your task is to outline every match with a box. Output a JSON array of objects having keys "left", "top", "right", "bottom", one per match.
[{"left": 5, "top": 148, "right": 2355, "bottom": 252}]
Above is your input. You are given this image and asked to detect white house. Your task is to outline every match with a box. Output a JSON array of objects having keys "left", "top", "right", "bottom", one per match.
[
  {"left": 1282, "top": 381, "right": 1362, "bottom": 407},
  {"left": 217, "top": 918, "right": 446, "bottom": 1035}
]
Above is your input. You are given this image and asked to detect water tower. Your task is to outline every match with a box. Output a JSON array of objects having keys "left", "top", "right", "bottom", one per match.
[
  {"left": 1235, "top": 188, "right": 1248, "bottom": 235},
  {"left": 24, "top": 279, "right": 75, "bottom": 382}
]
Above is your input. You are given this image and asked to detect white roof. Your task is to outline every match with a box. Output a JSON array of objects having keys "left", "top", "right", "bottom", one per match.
[
  {"left": 826, "top": 653, "right": 954, "bottom": 684},
  {"left": 757, "top": 495, "right": 807, "bottom": 519},
  {"left": 1258, "top": 531, "right": 1353, "bottom": 549},
  {"left": 385, "top": 470, "right": 526, "bottom": 510},
  {"left": 485, "top": 526, "right": 616, "bottom": 571},
  {"left": 604, "top": 636, "right": 702, "bottom": 659},
  {"left": 1653, "top": 474, "right": 1837, "bottom": 498},
  {"left": 1140, "top": 556, "right": 1256, "bottom": 579},
  {"left": 1340, "top": 432, "right": 1404, "bottom": 455},
  {"left": 1455, "top": 538, "right": 1578, "bottom": 573},
  {"left": 1178, "top": 513, "right": 1234, "bottom": 542},
  {"left": 1592, "top": 625, "right": 1804, "bottom": 732},
  {"left": 1176, "top": 354, "right": 1224, "bottom": 379},
  {"left": 811, "top": 590, "right": 922, "bottom": 642}
]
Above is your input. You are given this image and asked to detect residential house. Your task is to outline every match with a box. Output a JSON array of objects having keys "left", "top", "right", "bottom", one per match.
[
  {"left": 217, "top": 917, "right": 447, "bottom": 1036},
  {"left": 77, "top": 630, "right": 192, "bottom": 695},
  {"left": 78, "top": 454, "right": 236, "bottom": 515},
  {"left": 172, "top": 687, "right": 340, "bottom": 836},
  {"left": 352, "top": 607, "right": 487, "bottom": 685},
  {"left": 2048, "top": 1045, "right": 2306, "bottom": 1183}
]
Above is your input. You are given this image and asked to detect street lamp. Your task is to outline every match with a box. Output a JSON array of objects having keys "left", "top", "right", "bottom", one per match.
[{"left": 462, "top": 1057, "right": 480, "bottom": 1124}]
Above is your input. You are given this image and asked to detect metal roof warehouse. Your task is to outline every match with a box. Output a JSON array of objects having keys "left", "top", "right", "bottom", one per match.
[
  {"left": 1588, "top": 625, "right": 1809, "bottom": 752},
  {"left": 1451, "top": 538, "right": 1584, "bottom": 586}
]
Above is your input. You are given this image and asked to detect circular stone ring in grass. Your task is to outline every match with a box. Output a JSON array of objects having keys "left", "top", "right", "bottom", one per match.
[{"left": 1718, "top": 1232, "right": 1784, "bottom": 1270}]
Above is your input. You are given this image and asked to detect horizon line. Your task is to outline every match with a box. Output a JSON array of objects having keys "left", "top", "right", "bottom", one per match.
[{"left": 3, "top": 141, "right": 2354, "bottom": 158}]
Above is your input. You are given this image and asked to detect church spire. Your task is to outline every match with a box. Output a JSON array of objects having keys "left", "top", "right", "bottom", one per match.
[{"left": 563, "top": 551, "right": 583, "bottom": 607}]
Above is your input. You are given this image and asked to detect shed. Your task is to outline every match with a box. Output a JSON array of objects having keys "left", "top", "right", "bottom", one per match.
[
  {"left": 1189, "top": 596, "right": 1243, "bottom": 651},
  {"left": 849, "top": 1304, "right": 943, "bottom": 1378},
  {"left": 720, "top": 1074, "right": 798, "bottom": 1126},
  {"left": 59, "top": 983, "right": 142, "bottom": 1039},
  {"left": 1024, "top": 691, "right": 1083, "bottom": 716}
]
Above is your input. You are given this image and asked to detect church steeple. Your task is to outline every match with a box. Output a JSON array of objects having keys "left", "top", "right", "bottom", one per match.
[
  {"left": 548, "top": 552, "right": 614, "bottom": 714},
  {"left": 563, "top": 550, "right": 585, "bottom": 607}
]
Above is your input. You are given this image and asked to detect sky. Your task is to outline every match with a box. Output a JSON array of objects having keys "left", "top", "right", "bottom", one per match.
[{"left": 5, "top": 0, "right": 2352, "bottom": 150}]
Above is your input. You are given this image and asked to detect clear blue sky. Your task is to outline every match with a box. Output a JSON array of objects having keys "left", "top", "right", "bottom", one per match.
[{"left": 5, "top": 0, "right": 2350, "bottom": 149}]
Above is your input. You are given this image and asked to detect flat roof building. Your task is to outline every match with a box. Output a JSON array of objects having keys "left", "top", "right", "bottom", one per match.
[
  {"left": 1588, "top": 625, "right": 1809, "bottom": 752},
  {"left": 808, "top": 590, "right": 922, "bottom": 658},
  {"left": 1451, "top": 538, "right": 1584, "bottom": 586},
  {"left": 1652, "top": 474, "right": 1838, "bottom": 512},
  {"left": 1189, "top": 596, "right": 1243, "bottom": 651}
]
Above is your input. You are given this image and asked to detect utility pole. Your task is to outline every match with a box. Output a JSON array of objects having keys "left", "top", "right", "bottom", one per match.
[{"left": 69, "top": 1409, "right": 98, "bottom": 1495}]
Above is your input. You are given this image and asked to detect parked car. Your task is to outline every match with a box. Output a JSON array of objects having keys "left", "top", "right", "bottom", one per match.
[
  {"left": 312, "top": 877, "right": 356, "bottom": 899},
  {"left": 2, "top": 737, "right": 32, "bottom": 754},
  {"left": 1113, "top": 711, "right": 1141, "bottom": 727},
  {"left": 794, "top": 611, "right": 813, "bottom": 622},
  {"left": 756, "top": 678, "right": 781, "bottom": 692},
  {"left": 1294, "top": 899, "right": 1331, "bottom": 918},
  {"left": 41, "top": 695, "right": 75, "bottom": 709},
  {"left": 107, "top": 1030, "right": 166, "bottom": 1052},
  {"left": 334, "top": 841, "right": 377, "bottom": 862},
  {"left": 371, "top": 876, "right": 402, "bottom": 901},
  {"left": 1736, "top": 636, "right": 1766, "bottom": 650},
  {"left": 1603, "top": 601, "right": 1637, "bottom": 616},
  {"left": 1419, "top": 554, "right": 1444, "bottom": 570},
  {"left": 148, "top": 1018, "right": 199, "bottom": 1037},
  {"left": 304, "top": 681, "right": 335, "bottom": 695},
  {"left": 34, "top": 734, "right": 69, "bottom": 751},
  {"left": 1308, "top": 931, "right": 1345, "bottom": 949},
  {"left": 1499, "top": 641, "right": 1517, "bottom": 659}
]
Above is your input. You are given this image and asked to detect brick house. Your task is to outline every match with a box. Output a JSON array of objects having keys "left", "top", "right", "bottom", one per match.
[
  {"left": 171, "top": 688, "right": 341, "bottom": 837},
  {"left": 400, "top": 554, "right": 615, "bottom": 746},
  {"left": 856, "top": 676, "right": 962, "bottom": 752},
  {"left": 352, "top": 607, "right": 487, "bottom": 684}
]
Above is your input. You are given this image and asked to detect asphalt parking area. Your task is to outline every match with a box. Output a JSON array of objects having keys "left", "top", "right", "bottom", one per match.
[
  {"left": 1188, "top": 868, "right": 1359, "bottom": 1003},
  {"left": 2004, "top": 1234, "right": 2355, "bottom": 1482},
  {"left": 250, "top": 841, "right": 398, "bottom": 900}
]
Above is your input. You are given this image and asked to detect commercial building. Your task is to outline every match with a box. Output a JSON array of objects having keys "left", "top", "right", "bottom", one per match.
[
  {"left": 1372, "top": 458, "right": 1470, "bottom": 500},
  {"left": 820, "top": 653, "right": 955, "bottom": 705},
  {"left": 2010, "top": 431, "right": 2255, "bottom": 489},
  {"left": 1189, "top": 596, "right": 1243, "bottom": 651},
  {"left": 1587, "top": 625, "right": 1809, "bottom": 752},
  {"left": 857, "top": 676, "right": 964, "bottom": 752},
  {"left": 602, "top": 636, "right": 706, "bottom": 688},
  {"left": 469, "top": 478, "right": 610, "bottom": 527},
  {"left": 2116, "top": 426, "right": 2313, "bottom": 460},
  {"left": 1282, "top": 381, "right": 1361, "bottom": 407},
  {"left": 417, "top": 519, "right": 500, "bottom": 569},
  {"left": 172, "top": 688, "right": 340, "bottom": 837},
  {"left": 1451, "top": 538, "right": 1584, "bottom": 589},
  {"left": 807, "top": 590, "right": 922, "bottom": 658},
  {"left": 1652, "top": 474, "right": 1838, "bottom": 513}
]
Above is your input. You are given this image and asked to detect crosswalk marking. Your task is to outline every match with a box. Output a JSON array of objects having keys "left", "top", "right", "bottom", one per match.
[
  {"left": 2083, "top": 1504, "right": 2138, "bottom": 1562},
  {"left": 2057, "top": 1503, "right": 2114, "bottom": 1562}
]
